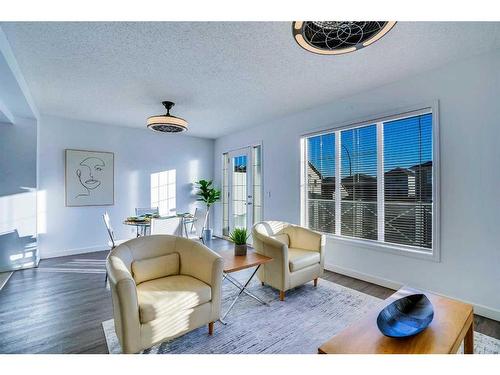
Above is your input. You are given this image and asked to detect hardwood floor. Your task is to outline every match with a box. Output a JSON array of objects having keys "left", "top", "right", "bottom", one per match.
[{"left": 0, "top": 238, "right": 498, "bottom": 353}]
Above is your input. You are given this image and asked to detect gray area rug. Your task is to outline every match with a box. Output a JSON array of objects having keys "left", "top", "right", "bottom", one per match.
[{"left": 103, "top": 272, "right": 500, "bottom": 354}]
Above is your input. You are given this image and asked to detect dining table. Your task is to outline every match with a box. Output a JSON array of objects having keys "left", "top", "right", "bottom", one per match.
[
  {"left": 123, "top": 213, "right": 195, "bottom": 237},
  {"left": 123, "top": 219, "right": 152, "bottom": 237}
]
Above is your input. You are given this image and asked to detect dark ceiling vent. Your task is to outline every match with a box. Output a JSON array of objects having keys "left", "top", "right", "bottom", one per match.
[{"left": 292, "top": 21, "right": 396, "bottom": 55}]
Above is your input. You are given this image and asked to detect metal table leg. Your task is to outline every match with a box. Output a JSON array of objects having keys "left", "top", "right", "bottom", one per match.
[
  {"left": 183, "top": 218, "right": 188, "bottom": 238},
  {"left": 219, "top": 265, "right": 269, "bottom": 325},
  {"left": 223, "top": 273, "right": 269, "bottom": 306}
]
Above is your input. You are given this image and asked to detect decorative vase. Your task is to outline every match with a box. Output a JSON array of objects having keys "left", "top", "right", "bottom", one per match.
[
  {"left": 376, "top": 294, "right": 434, "bottom": 338},
  {"left": 234, "top": 244, "right": 247, "bottom": 256},
  {"left": 202, "top": 228, "right": 212, "bottom": 243}
]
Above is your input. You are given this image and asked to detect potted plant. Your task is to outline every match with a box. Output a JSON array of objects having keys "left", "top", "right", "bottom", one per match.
[
  {"left": 195, "top": 179, "right": 221, "bottom": 242},
  {"left": 229, "top": 227, "right": 250, "bottom": 256}
]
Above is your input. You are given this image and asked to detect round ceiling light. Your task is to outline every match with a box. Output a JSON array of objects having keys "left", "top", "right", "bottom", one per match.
[
  {"left": 147, "top": 101, "right": 188, "bottom": 133},
  {"left": 292, "top": 21, "right": 397, "bottom": 55}
]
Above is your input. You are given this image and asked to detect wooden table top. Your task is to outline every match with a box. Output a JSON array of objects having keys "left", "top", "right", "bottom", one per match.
[
  {"left": 217, "top": 249, "right": 273, "bottom": 273},
  {"left": 318, "top": 286, "right": 474, "bottom": 354}
]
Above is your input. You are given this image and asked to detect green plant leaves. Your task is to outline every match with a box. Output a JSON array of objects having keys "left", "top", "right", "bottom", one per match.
[
  {"left": 228, "top": 227, "right": 249, "bottom": 245},
  {"left": 195, "top": 179, "right": 221, "bottom": 208}
]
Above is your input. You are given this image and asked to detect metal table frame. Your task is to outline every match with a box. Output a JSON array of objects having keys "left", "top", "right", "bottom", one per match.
[
  {"left": 219, "top": 264, "right": 269, "bottom": 324},
  {"left": 181, "top": 216, "right": 196, "bottom": 238},
  {"left": 122, "top": 222, "right": 150, "bottom": 237},
  {"left": 124, "top": 215, "right": 195, "bottom": 238}
]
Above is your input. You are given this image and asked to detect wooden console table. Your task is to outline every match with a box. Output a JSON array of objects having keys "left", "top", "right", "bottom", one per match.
[{"left": 318, "top": 286, "right": 474, "bottom": 354}]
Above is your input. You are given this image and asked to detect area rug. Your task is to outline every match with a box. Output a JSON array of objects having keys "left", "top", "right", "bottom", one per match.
[{"left": 103, "top": 272, "right": 500, "bottom": 354}]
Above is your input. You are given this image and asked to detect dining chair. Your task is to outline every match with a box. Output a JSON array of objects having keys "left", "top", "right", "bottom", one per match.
[
  {"left": 185, "top": 207, "right": 206, "bottom": 243},
  {"left": 135, "top": 207, "right": 159, "bottom": 217},
  {"left": 103, "top": 212, "right": 127, "bottom": 284}
]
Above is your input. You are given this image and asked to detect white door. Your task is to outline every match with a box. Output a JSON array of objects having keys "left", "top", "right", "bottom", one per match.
[{"left": 227, "top": 147, "right": 253, "bottom": 234}]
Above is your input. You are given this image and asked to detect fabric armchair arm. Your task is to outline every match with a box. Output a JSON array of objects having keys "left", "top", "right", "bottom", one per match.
[
  {"left": 176, "top": 238, "right": 223, "bottom": 320},
  {"left": 176, "top": 237, "right": 224, "bottom": 320},
  {"left": 253, "top": 231, "right": 288, "bottom": 261},
  {"left": 106, "top": 250, "right": 142, "bottom": 353},
  {"left": 176, "top": 238, "right": 223, "bottom": 287},
  {"left": 252, "top": 230, "right": 289, "bottom": 288}
]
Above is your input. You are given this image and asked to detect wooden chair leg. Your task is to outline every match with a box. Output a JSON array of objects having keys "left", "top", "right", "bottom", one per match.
[
  {"left": 208, "top": 321, "right": 214, "bottom": 335},
  {"left": 280, "top": 291, "right": 285, "bottom": 301},
  {"left": 313, "top": 278, "right": 318, "bottom": 287}
]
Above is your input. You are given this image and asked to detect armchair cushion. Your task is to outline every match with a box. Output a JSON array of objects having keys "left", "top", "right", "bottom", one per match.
[
  {"left": 137, "top": 275, "right": 211, "bottom": 324},
  {"left": 132, "top": 252, "right": 180, "bottom": 284},
  {"left": 288, "top": 248, "right": 320, "bottom": 273},
  {"left": 270, "top": 233, "right": 290, "bottom": 246}
]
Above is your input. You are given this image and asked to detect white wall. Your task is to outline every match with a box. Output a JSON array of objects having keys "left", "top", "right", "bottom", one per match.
[
  {"left": 213, "top": 49, "right": 500, "bottom": 319},
  {"left": 38, "top": 115, "right": 214, "bottom": 259},
  {"left": 0, "top": 27, "right": 39, "bottom": 272},
  {"left": 0, "top": 116, "right": 38, "bottom": 272}
]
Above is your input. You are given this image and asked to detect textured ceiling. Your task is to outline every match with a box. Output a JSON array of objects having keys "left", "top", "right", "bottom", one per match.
[{"left": 2, "top": 22, "right": 500, "bottom": 138}]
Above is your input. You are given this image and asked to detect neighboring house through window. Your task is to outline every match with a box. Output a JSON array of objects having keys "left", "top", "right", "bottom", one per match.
[{"left": 301, "top": 107, "right": 437, "bottom": 257}]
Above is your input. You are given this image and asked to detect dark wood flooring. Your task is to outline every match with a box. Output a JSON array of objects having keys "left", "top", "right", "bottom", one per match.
[{"left": 0, "top": 238, "right": 498, "bottom": 353}]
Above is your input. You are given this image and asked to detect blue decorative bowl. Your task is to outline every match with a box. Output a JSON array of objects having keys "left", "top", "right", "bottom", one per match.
[{"left": 377, "top": 294, "right": 434, "bottom": 338}]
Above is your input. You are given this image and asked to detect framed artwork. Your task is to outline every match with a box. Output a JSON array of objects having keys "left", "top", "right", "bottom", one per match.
[{"left": 65, "top": 149, "right": 114, "bottom": 206}]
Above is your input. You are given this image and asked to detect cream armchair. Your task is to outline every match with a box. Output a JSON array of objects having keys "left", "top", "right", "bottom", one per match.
[
  {"left": 252, "top": 221, "right": 325, "bottom": 301},
  {"left": 106, "top": 235, "right": 223, "bottom": 353}
]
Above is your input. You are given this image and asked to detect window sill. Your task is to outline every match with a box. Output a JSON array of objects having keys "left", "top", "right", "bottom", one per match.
[{"left": 324, "top": 233, "right": 440, "bottom": 262}]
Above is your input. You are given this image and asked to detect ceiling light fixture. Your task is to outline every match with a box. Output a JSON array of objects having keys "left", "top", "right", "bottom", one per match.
[
  {"left": 147, "top": 101, "right": 188, "bottom": 133},
  {"left": 292, "top": 21, "right": 397, "bottom": 55}
]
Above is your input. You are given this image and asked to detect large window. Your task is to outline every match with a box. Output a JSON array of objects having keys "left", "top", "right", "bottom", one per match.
[
  {"left": 151, "top": 169, "right": 176, "bottom": 216},
  {"left": 302, "top": 108, "right": 436, "bottom": 255}
]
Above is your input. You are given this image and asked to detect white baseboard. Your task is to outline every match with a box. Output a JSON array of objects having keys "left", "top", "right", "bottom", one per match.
[
  {"left": 473, "top": 303, "right": 500, "bottom": 322},
  {"left": 325, "top": 262, "right": 500, "bottom": 322},
  {"left": 325, "top": 263, "right": 403, "bottom": 290},
  {"left": 41, "top": 244, "right": 109, "bottom": 260}
]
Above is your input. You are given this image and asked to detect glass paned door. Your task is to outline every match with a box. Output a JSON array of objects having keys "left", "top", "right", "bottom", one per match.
[{"left": 228, "top": 147, "right": 253, "bottom": 234}]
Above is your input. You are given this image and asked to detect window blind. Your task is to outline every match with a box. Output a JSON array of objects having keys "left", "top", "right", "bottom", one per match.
[
  {"left": 306, "top": 133, "right": 335, "bottom": 234},
  {"left": 302, "top": 109, "right": 434, "bottom": 253},
  {"left": 383, "top": 113, "right": 433, "bottom": 249},
  {"left": 340, "top": 124, "right": 378, "bottom": 240}
]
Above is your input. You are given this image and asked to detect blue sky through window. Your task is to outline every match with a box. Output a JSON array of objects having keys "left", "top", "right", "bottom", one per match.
[
  {"left": 307, "top": 113, "right": 432, "bottom": 177},
  {"left": 384, "top": 113, "right": 432, "bottom": 172},
  {"left": 233, "top": 155, "right": 247, "bottom": 170}
]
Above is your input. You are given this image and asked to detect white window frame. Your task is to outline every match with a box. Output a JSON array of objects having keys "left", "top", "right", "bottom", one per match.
[
  {"left": 300, "top": 102, "right": 440, "bottom": 262},
  {"left": 150, "top": 169, "right": 177, "bottom": 217}
]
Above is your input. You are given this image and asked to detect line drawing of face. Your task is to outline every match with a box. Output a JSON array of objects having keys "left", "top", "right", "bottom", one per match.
[{"left": 76, "top": 157, "right": 105, "bottom": 197}]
